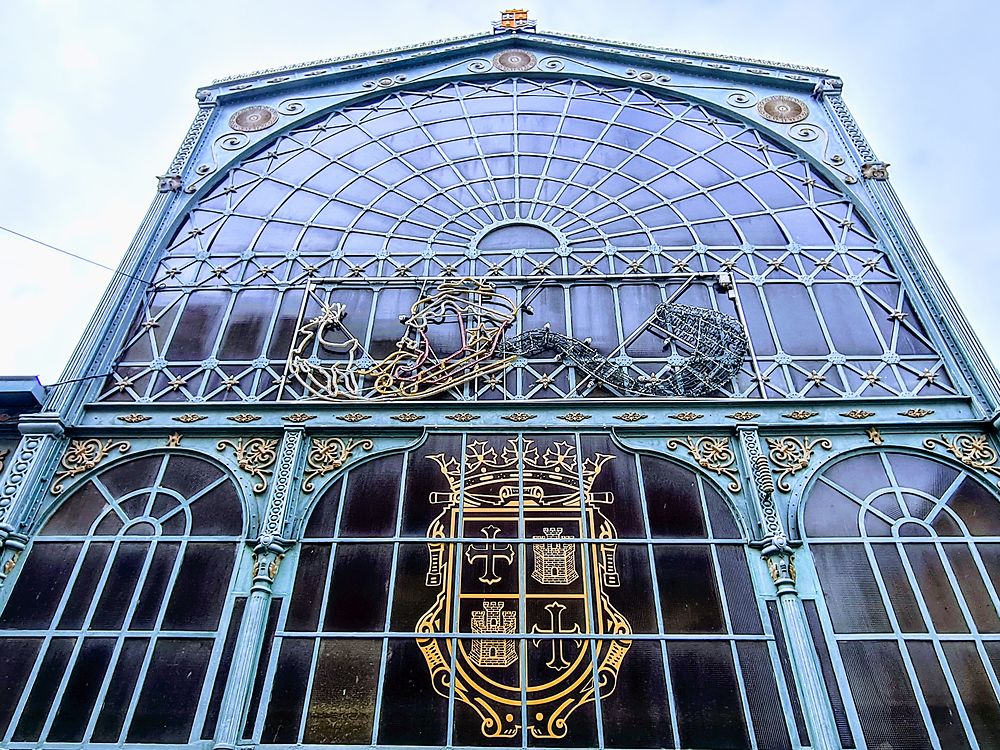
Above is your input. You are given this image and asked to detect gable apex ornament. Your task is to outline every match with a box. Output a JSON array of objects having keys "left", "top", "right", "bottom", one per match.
[{"left": 493, "top": 9, "right": 536, "bottom": 33}]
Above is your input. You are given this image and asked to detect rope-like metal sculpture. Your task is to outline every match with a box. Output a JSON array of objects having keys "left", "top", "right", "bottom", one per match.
[{"left": 501, "top": 303, "right": 747, "bottom": 397}]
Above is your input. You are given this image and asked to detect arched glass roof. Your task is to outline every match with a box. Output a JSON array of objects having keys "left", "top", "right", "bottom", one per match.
[
  {"left": 175, "top": 77, "right": 873, "bottom": 263},
  {"left": 102, "top": 77, "right": 956, "bottom": 404}
]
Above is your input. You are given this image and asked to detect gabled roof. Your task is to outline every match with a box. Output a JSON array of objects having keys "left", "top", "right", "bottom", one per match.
[{"left": 204, "top": 26, "right": 831, "bottom": 94}]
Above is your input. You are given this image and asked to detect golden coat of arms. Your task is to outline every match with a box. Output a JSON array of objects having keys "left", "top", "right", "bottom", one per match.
[{"left": 416, "top": 438, "right": 632, "bottom": 739}]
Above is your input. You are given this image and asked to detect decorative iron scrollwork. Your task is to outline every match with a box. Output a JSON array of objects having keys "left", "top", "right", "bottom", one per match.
[
  {"left": 303, "top": 437, "right": 375, "bottom": 492},
  {"left": 923, "top": 434, "right": 1000, "bottom": 488},
  {"left": 666, "top": 437, "right": 741, "bottom": 493},
  {"left": 766, "top": 436, "right": 832, "bottom": 492},
  {"left": 52, "top": 439, "right": 131, "bottom": 495},
  {"left": 289, "top": 278, "right": 747, "bottom": 402},
  {"left": 502, "top": 303, "right": 747, "bottom": 397},
  {"left": 217, "top": 437, "right": 279, "bottom": 493}
]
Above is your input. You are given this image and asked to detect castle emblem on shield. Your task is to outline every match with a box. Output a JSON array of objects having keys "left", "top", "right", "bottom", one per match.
[{"left": 416, "top": 438, "right": 632, "bottom": 739}]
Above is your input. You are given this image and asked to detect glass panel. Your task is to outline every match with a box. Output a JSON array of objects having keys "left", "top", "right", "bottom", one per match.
[
  {"left": 377, "top": 638, "right": 450, "bottom": 745},
  {"left": 323, "top": 543, "right": 393, "bottom": 631},
  {"left": 667, "top": 641, "right": 749, "bottom": 749},
  {"left": 47, "top": 637, "right": 115, "bottom": 742},
  {"left": 91, "top": 638, "right": 149, "bottom": 742},
  {"left": 907, "top": 640, "right": 972, "bottom": 750},
  {"left": 737, "top": 640, "right": 792, "bottom": 750},
  {"left": 942, "top": 641, "right": 1000, "bottom": 747},
  {"left": 641, "top": 457, "right": 706, "bottom": 538},
  {"left": 601, "top": 639, "right": 673, "bottom": 748},
  {"left": 0, "top": 637, "right": 42, "bottom": 737},
  {"left": 811, "top": 544, "right": 891, "bottom": 633},
  {"left": 303, "top": 638, "right": 381, "bottom": 744},
  {"left": 0, "top": 542, "right": 81, "bottom": 629},
  {"left": 161, "top": 542, "right": 236, "bottom": 630},
  {"left": 127, "top": 638, "right": 213, "bottom": 743},
  {"left": 839, "top": 640, "right": 932, "bottom": 750},
  {"left": 12, "top": 637, "right": 75, "bottom": 742},
  {"left": 654, "top": 545, "right": 725, "bottom": 634},
  {"left": 261, "top": 637, "right": 313, "bottom": 744}
]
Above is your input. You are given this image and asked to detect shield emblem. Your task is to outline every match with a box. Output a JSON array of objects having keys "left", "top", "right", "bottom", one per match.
[{"left": 417, "top": 438, "right": 632, "bottom": 739}]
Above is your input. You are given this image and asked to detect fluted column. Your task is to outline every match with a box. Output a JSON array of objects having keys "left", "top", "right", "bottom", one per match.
[
  {"left": 737, "top": 426, "right": 840, "bottom": 750},
  {"left": 0, "top": 414, "right": 66, "bottom": 583},
  {"left": 213, "top": 427, "right": 304, "bottom": 749}
]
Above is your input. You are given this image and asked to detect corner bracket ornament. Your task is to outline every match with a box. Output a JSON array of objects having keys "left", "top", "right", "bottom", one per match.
[
  {"left": 51, "top": 439, "right": 131, "bottom": 495},
  {"left": 861, "top": 161, "right": 890, "bottom": 181},
  {"left": 666, "top": 436, "right": 740, "bottom": 492},
  {"left": 217, "top": 437, "right": 279, "bottom": 493},
  {"left": 923, "top": 434, "right": 1000, "bottom": 488},
  {"left": 302, "top": 437, "right": 375, "bottom": 492},
  {"left": 765, "top": 436, "right": 832, "bottom": 493}
]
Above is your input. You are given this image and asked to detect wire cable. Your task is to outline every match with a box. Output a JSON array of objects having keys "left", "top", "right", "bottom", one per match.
[{"left": 0, "top": 224, "right": 149, "bottom": 284}]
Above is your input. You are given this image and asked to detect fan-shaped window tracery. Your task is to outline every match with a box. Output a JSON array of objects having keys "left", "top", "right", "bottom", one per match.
[
  {"left": 0, "top": 453, "right": 245, "bottom": 747},
  {"left": 103, "top": 78, "right": 954, "bottom": 403},
  {"left": 804, "top": 450, "right": 1000, "bottom": 749}
]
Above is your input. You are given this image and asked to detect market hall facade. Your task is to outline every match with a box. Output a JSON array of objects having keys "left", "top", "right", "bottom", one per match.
[{"left": 1, "top": 14, "right": 999, "bottom": 750}]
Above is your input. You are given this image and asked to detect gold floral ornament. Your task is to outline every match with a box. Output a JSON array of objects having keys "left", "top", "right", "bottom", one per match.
[
  {"left": 900, "top": 408, "right": 934, "bottom": 419},
  {"left": 337, "top": 412, "right": 371, "bottom": 423},
  {"left": 391, "top": 413, "right": 424, "bottom": 423},
  {"left": 766, "top": 436, "right": 833, "bottom": 492},
  {"left": 282, "top": 413, "right": 316, "bottom": 423},
  {"left": 666, "top": 437, "right": 741, "bottom": 492},
  {"left": 841, "top": 410, "right": 876, "bottom": 420},
  {"left": 501, "top": 412, "right": 537, "bottom": 422},
  {"left": 446, "top": 412, "right": 480, "bottom": 422},
  {"left": 227, "top": 414, "right": 261, "bottom": 423},
  {"left": 670, "top": 412, "right": 704, "bottom": 422},
  {"left": 557, "top": 412, "right": 591, "bottom": 423},
  {"left": 726, "top": 412, "right": 761, "bottom": 421},
  {"left": 116, "top": 414, "right": 150, "bottom": 423},
  {"left": 613, "top": 412, "right": 648, "bottom": 422},
  {"left": 173, "top": 414, "right": 207, "bottom": 423},
  {"left": 923, "top": 434, "right": 1000, "bottom": 488},
  {"left": 782, "top": 410, "right": 819, "bottom": 421},
  {"left": 52, "top": 439, "right": 131, "bottom": 495},
  {"left": 217, "top": 437, "right": 279, "bottom": 493},
  {"left": 303, "top": 437, "right": 375, "bottom": 492}
]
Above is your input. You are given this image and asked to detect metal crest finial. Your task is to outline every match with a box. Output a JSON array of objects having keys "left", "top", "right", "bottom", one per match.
[{"left": 493, "top": 8, "right": 536, "bottom": 32}]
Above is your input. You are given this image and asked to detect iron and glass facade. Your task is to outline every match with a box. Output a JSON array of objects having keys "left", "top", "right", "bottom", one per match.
[{"left": 1, "top": 21, "right": 999, "bottom": 750}]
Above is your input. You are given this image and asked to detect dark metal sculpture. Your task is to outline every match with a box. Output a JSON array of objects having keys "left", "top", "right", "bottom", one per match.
[{"left": 501, "top": 303, "right": 748, "bottom": 397}]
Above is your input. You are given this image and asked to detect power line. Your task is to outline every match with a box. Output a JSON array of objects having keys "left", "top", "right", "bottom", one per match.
[{"left": 0, "top": 224, "right": 149, "bottom": 284}]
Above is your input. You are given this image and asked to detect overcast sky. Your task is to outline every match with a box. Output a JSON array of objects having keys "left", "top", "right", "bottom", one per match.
[{"left": 1, "top": 1, "right": 996, "bottom": 384}]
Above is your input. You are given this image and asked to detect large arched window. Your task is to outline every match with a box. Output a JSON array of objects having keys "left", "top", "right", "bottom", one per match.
[
  {"left": 0, "top": 452, "right": 245, "bottom": 747},
  {"left": 803, "top": 449, "right": 1000, "bottom": 749},
  {"left": 248, "top": 433, "right": 797, "bottom": 749},
  {"left": 103, "top": 78, "right": 953, "bottom": 404}
]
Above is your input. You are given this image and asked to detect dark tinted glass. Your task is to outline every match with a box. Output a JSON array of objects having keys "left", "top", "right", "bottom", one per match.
[
  {"left": 642, "top": 457, "right": 706, "bottom": 538},
  {"left": 303, "top": 638, "right": 381, "bottom": 744},
  {"left": 0, "top": 637, "right": 42, "bottom": 737},
  {"left": 378, "top": 638, "right": 450, "bottom": 745},
  {"left": 654, "top": 545, "right": 725, "bottom": 633},
  {"left": 839, "top": 640, "right": 931, "bottom": 750},
  {"left": 811, "top": 544, "right": 891, "bottom": 633},
  {"left": 47, "top": 637, "right": 115, "bottom": 741},
  {"left": 323, "top": 544, "right": 393, "bottom": 631},
  {"left": 162, "top": 542, "right": 236, "bottom": 630},
  {"left": 12, "top": 637, "right": 74, "bottom": 741},
  {"left": 668, "top": 641, "right": 749, "bottom": 749},
  {"left": 0, "top": 542, "right": 81, "bottom": 629},
  {"left": 127, "top": 638, "right": 213, "bottom": 743},
  {"left": 601, "top": 639, "right": 673, "bottom": 748}
]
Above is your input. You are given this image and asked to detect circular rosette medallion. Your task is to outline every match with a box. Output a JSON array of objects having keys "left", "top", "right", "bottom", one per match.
[
  {"left": 493, "top": 49, "right": 537, "bottom": 72},
  {"left": 229, "top": 105, "right": 279, "bottom": 132},
  {"left": 756, "top": 95, "right": 809, "bottom": 124}
]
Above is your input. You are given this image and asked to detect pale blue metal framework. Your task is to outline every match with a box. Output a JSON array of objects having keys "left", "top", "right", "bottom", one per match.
[{"left": 0, "top": 21, "right": 998, "bottom": 750}]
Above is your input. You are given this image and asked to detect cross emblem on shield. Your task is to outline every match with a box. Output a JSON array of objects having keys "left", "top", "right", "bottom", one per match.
[{"left": 415, "top": 438, "right": 632, "bottom": 740}]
